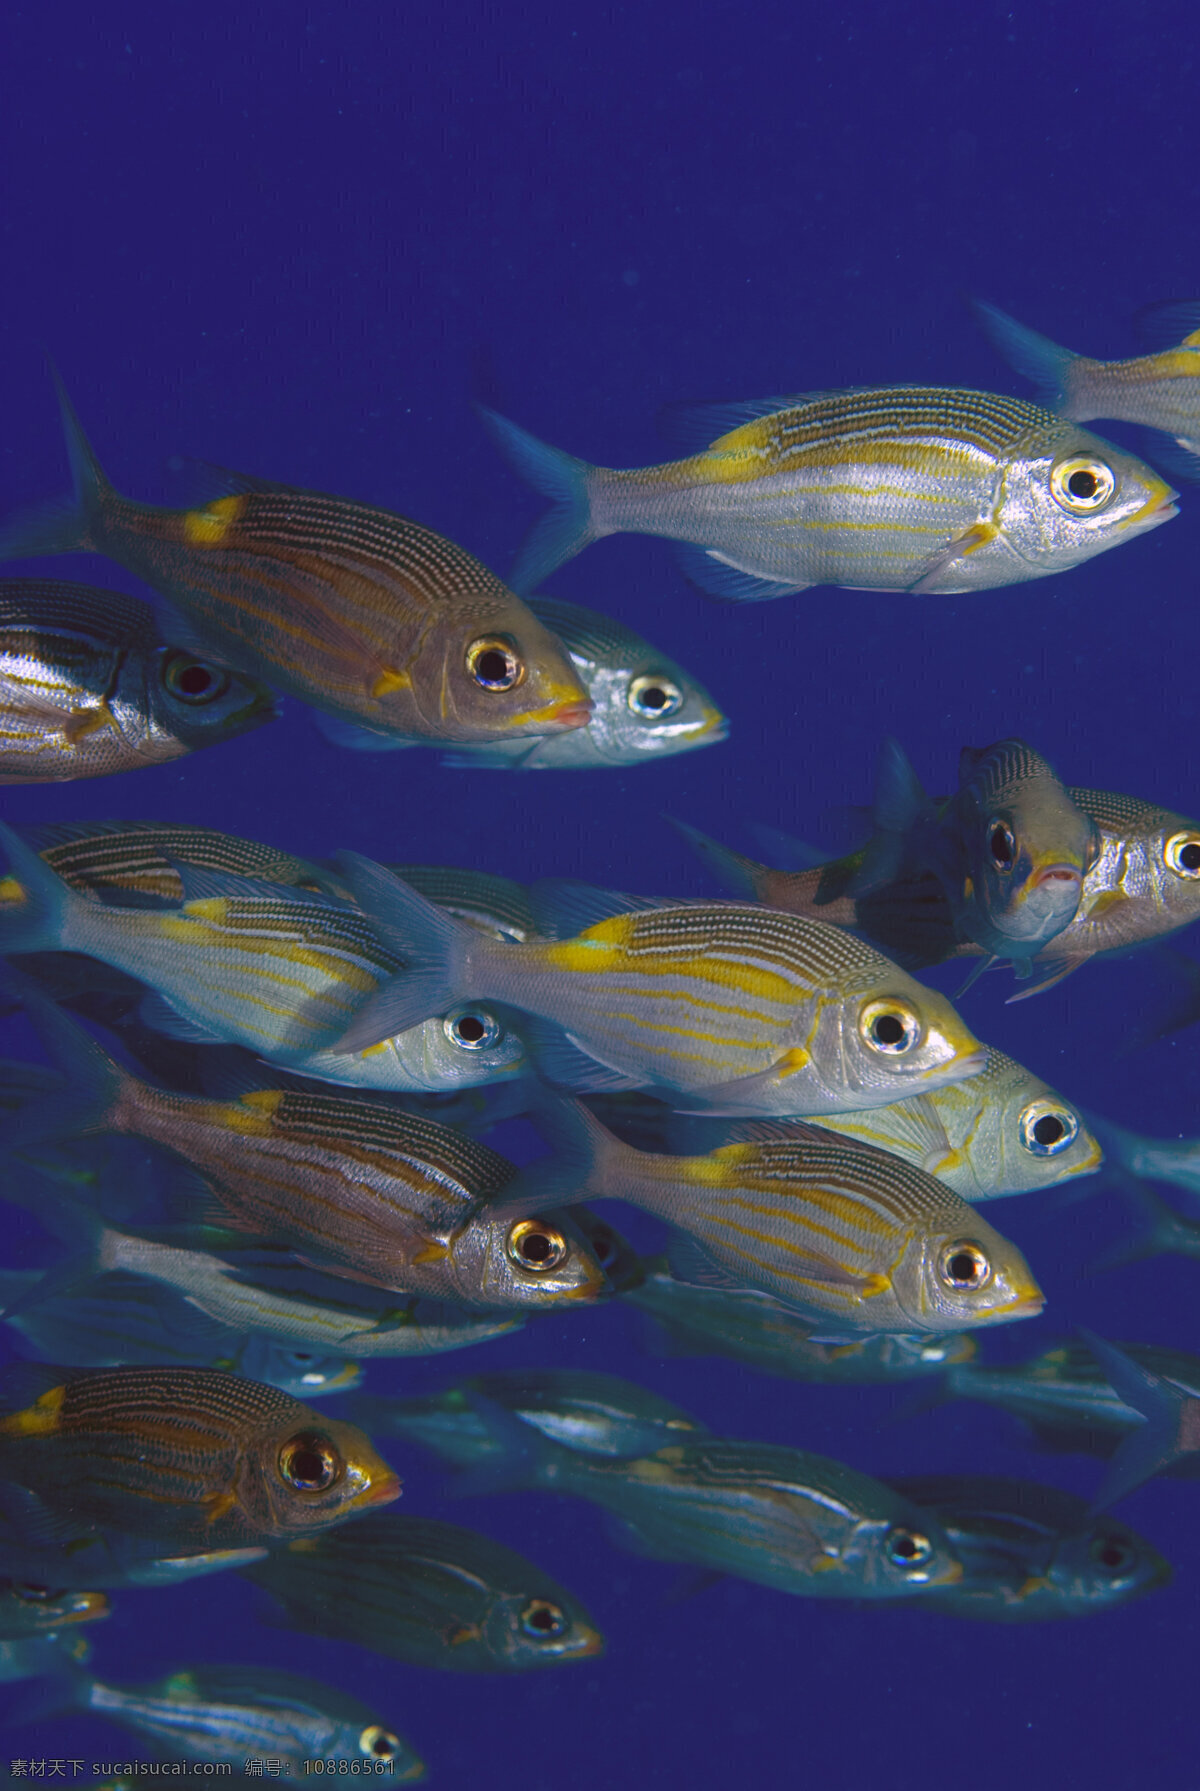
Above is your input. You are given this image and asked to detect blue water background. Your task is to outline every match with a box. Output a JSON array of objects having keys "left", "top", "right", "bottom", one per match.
[{"left": 2, "top": 4, "right": 1198, "bottom": 1784}]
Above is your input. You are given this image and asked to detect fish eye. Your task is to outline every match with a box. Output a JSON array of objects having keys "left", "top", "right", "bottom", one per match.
[
  {"left": 520, "top": 1597, "right": 569, "bottom": 1638},
  {"left": 859, "top": 1000, "right": 921, "bottom": 1055},
  {"left": 1049, "top": 455, "right": 1116, "bottom": 514},
  {"left": 885, "top": 1526, "right": 934, "bottom": 1568},
  {"left": 442, "top": 1007, "right": 502, "bottom": 1050},
  {"left": 1164, "top": 831, "right": 1200, "bottom": 878},
  {"left": 988, "top": 821, "right": 1015, "bottom": 869},
  {"left": 1090, "top": 1533, "right": 1134, "bottom": 1574},
  {"left": 278, "top": 1430, "right": 344, "bottom": 1492},
  {"left": 628, "top": 673, "right": 683, "bottom": 719},
  {"left": 359, "top": 1727, "right": 400, "bottom": 1761},
  {"left": 467, "top": 636, "right": 525, "bottom": 692},
  {"left": 160, "top": 651, "right": 232, "bottom": 705},
  {"left": 506, "top": 1218, "right": 569, "bottom": 1272},
  {"left": 1019, "top": 1099, "right": 1079, "bottom": 1157},
  {"left": 939, "top": 1241, "right": 992, "bottom": 1290}
]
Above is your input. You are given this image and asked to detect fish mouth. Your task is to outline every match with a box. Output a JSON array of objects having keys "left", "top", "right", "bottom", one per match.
[
  {"left": 359, "top": 1469, "right": 403, "bottom": 1508},
  {"left": 568, "top": 1624, "right": 606, "bottom": 1659},
  {"left": 1067, "top": 1134, "right": 1105, "bottom": 1176},
  {"left": 1027, "top": 862, "right": 1083, "bottom": 892},
  {"left": 516, "top": 695, "right": 594, "bottom": 732},
  {"left": 1124, "top": 485, "right": 1180, "bottom": 530},
  {"left": 691, "top": 702, "right": 731, "bottom": 744},
  {"left": 927, "top": 1557, "right": 964, "bottom": 1588},
  {"left": 1000, "top": 1288, "right": 1046, "bottom": 1321}
]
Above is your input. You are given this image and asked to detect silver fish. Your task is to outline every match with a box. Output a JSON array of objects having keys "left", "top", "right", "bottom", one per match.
[
  {"left": 481, "top": 388, "right": 1175, "bottom": 598},
  {"left": 0, "top": 579, "right": 276, "bottom": 782},
  {"left": 318, "top": 597, "right": 728, "bottom": 768}
]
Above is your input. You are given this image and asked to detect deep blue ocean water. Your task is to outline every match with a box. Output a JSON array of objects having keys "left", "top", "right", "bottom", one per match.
[{"left": 1, "top": 3, "right": 1198, "bottom": 1784}]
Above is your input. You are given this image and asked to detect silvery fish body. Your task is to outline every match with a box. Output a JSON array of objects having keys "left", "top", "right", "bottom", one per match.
[
  {"left": 625, "top": 1261, "right": 977, "bottom": 1381},
  {"left": 0, "top": 580, "right": 276, "bottom": 782},
  {"left": 0, "top": 1269, "right": 361, "bottom": 1396},
  {"left": 76, "top": 1666, "right": 423, "bottom": 1778},
  {"left": 0, "top": 827, "right": 526, "bottom": 1093},
  {"left": 350, "top": 1370, "right": 706, "bottom": 1466},
  {"left": 0, "top": 1521, "right": 268, "bottom": 1591},
  {"left": 336, "top": 860, "right": 988, "bottom": 1117},
  {"left": 973, "top": 297, "right": 1200, "bottom": 475},
  {"left": 482, "top": 389, "right": 1175, "bottom": 598},
  {"left": 514, "top": 1101, "right": 1043, "bottom": 1334},
  {"left": 0, "top": 375, "right": 590, "bottom": 746},
  {"left": 0, "top": 1633, "right": 91, "bottom": 1681},
  {"left": 243, "top": 1513, "right": 604, "bottom": 1673},
  {"left": 469, "top": 1422, "right": 963, "bottom": 1599},
  {"left": 888, "top": 1475, "right": 1170, "bottom": 1621}
]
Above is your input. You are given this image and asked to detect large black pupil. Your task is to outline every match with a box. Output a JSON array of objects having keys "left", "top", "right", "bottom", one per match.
[
  {"left": 476, "top": 649, "right": 510, "bottom": 684},
  {"left": 1098, "top": 1542, "right": 1126, "bottom": 1569},
  {"left": 874, "top": 1014, "right": 906, "bottom": 1046},
  {"left": 948, "top": 1252, "right": 978, "bottom": 1282},
  {"left": 455, "top": 1014, "right": 487, "bottom": 1043},
  {"left": 528, "top": 1605, "right": 559, "bottom": 1632},
  {"left": 892, "top": 1534, "right": 918, "bottom": 1560},
  {"left": 371, "top": 1737, "right": 394, "bottom": 1758},
  {"left": 639, "top": 685, "right": 668, "bottom": 710},
  {"left": 1068, "top": 469, "right": 1098, "bottom": 498},
  {"left": 520, "top": 1231, "right": 554, "bottom": 1263},
  {"left": 1033, "top": 1114, "right": 1065, "bottom": 1146},
  {"left": 177, "top": 662, "right": 215, "bottom": 696},
  {"left": 990, "top": 826, "right": 1012, "bottom": 864},
  {"left": 1180, "top": 843, "right": 1200, "bottom": 871},
  {"left": 289, "top": 1447, "right": 328, "bottom": 1485}
]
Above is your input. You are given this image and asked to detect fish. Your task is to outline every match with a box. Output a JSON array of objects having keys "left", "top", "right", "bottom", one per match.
[
  {"left": 243, "top": 1512, "right": 604, "bottom": 1673},
  {"left": 1067, "top": 1332, "right": 1200, "bottom": 1509},
  {"left": 332, "top": 858, "right": 988, "bottom": 1117},
  {"left": 1092, "top": 1114, "right": 1200, "bottom": 1204},
  {"left": 453, "top": 1408, "right": 963, "bottom": 1599},
  {"left": 507, "top": 1099, "right": 1042, "bottom": 1332},
  {"left": 0, "top": 1577, "right": 108, "bottom": 1639},
  {"left": 625, "top": 1259, "right": 977, "bottom": 1381},
  {"left": 590, "top": 1046, "right": 1102, "bottom": 1202},
  {"left": 0, "top": 1527, "right": 269, "bottom": 1592},
  {"left": 0, "top": 371, "right": 591, "bottom": 745},
  {"left": 0, "top": 578, "right": 276, "bottom": 782},
  {"left": 1088, "top": 1178, "right": 1200, "bottom": 1275},
  {"left": 886, "top": 1475, "right": 1170, "bottom": 1621},
  {"left": 677, "top": 781, "right": 1200, "bottom": 999},
  {"left": 56, "top": 1665, "right": 424, "bottom": 1777},
  {"left": 855, "top": 739, "right": 1097, "bottom": 977},
  {"left": 2, "top": 1165, "right": 526, "bottom": 1357},
  {"left": 319, "top": 597, "right": 729, "bottom": 768},
  {"left": 386, "top": 864, "right": 540, "bottom": 940},
  {"left": 348, "top": 1369, "right": 706, "bottom": 1466},
  {"left": 0, "top": 826, "right": 528, "bottom": 1095},
  {"left": 2, "top": 992, "right": 605, "bottom": 1310},
  {"left": 480, "top": 388, "right": 1176, "bottom": 598},
  {"left": 27, "top": 818, "right": 348, "bottom": 906},
  {"left": 0, "top": 1269, "right": 362, "bottom": 1396},
  {"left": 972, "top": 296, "right": 1200, "bottom": 478},
  {"left": 0, "top": 1361, "right": 400, "bottom": 1551}
]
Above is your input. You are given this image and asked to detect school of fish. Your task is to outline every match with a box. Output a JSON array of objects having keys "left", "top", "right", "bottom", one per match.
[{"left": 0, "top": 302, "right": 1197, "bottom": 1774}]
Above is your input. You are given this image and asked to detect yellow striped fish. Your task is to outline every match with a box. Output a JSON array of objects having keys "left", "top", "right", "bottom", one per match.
[
  {"left": 0, "top": 372, "right": 590, "bottom": 743},
  {"left": 481, "top": 387, "right": 1175, "bottom": 598},
  {"left": 505, "top": 1100, "right": 1042, "bottom": 1334},
  {"left": 335, "top": 859, "right": 986, "bottom": 1116},
  {"left": 0, "top": 824, "right": 526, "bottom": 1094},
  {"left": 0, "top": 579, "right": 276, "bottom": 782}
]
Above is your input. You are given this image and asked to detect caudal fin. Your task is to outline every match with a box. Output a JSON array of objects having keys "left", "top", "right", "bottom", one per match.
[
  {"left": 1079, "top": 1329, "right": 1195, "bottom": 1508},
  {"left": 0, "top": 967, "right": 128, "bottom": 1152},
  {"left": 477, "top": 408, "right": 598, "bottom": 592},
  {"left": 330, "top": 853, "right": 476, "bottom": 1050},
  {"left": 0, "top": 366, "right": 113, "bottom": 562},
  {"left": 0, "top": 821, "right": 77, "bottom": 956},
  {"left": 667, "top": 817, "right": 767, "bottom": 900},
  {"left": 968, "top": 298, "right": 1080, "bottom": 411}
]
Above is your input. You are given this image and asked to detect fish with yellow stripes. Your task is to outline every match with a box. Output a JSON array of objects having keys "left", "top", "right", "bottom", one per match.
[
  {"left": 480, "top": 387, "right": 1175, "bottom": 599},
  {"left": 0, "top": 372, "right": 591, "bottom": 743},
  {"left": 1, "top": 988, "right": 605, "bottom": 1311},
  {"left": 0, "top": 1361, "right": 400, "bottom": 1551},
  {"left": 590, "top": 1046, "right": 1101, "bottom": 1202},
  {"left": 502, "top": 1100, "right": 1043, "bottom": 1333},
  {"left": 0, "top": 579, "right": 276, "bottom": 782},
  {"left": 0, "top": 823, "right": 526, "bottom": 1094},
  {"left": 333, "top": 859, "right": 987, "bottom": 1116}
]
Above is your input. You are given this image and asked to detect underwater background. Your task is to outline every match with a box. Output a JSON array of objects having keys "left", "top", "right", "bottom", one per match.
[{"left": 2, "top": 2, "right": 1198, "bottom": 1784}]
